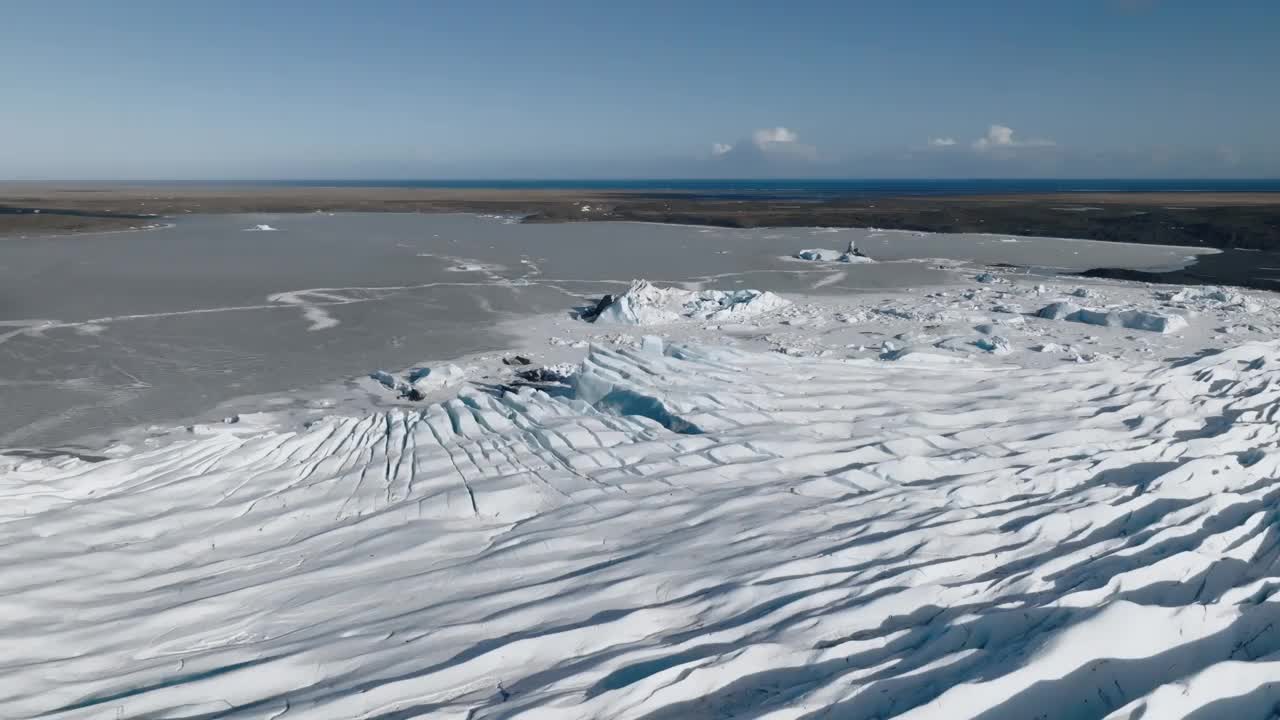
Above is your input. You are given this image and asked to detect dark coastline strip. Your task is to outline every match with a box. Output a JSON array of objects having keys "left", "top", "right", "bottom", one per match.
[{"left": 4, "top": 186, "right": 1280, "bottom": 257}]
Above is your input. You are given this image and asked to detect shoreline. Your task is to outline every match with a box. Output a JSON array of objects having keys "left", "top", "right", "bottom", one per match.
[{"left": 4, "top": 184, "right": 1280, "bottom": 250}]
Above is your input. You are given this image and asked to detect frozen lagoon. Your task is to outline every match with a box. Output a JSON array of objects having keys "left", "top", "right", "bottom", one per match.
[{"left": 0, "top": 212, "right": 1213, "bottom": 448}]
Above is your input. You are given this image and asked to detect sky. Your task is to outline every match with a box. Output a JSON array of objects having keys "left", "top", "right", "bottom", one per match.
[{"left": 2, "top": 0, "right": 1278, "bottom": 180}]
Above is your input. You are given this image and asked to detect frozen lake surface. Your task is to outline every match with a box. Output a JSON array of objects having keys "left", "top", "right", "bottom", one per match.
[{"left": 0, "top": 213, "right": 1211, "bottom": 448}]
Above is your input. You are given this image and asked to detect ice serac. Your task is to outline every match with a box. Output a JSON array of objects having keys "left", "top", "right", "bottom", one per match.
[
  {"left": 1038, "top": 301, "right": 1188, "bottom": 333},
  {"left": 9, "top": 339, "right": 1280, "bottom": 717},
  {"left": 590, "top": 279, "right": 790, "bottom": 325}
]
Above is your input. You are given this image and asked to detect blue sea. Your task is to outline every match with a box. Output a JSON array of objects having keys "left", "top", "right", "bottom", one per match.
[{"left": 253, "top": 178, "right": 1280, "bottom": 201}]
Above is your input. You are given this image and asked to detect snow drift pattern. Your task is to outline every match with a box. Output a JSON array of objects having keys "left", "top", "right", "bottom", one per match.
[{"left": 5, "top": 341, "right": 1280, "bottom": 717}]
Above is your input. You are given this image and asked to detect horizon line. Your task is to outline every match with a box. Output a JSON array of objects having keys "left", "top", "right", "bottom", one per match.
[{"left": 6, "top": 177, "right": 1280, "bottom": 185}]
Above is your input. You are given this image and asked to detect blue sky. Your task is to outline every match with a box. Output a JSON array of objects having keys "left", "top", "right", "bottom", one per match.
[{"left": 2, "top": 0, "right": 1277, "bottom": 179}]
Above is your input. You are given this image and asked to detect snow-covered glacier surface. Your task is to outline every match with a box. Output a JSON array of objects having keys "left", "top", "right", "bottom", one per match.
[{"left": 7, "top": 333, "right": 1280, "bottom": 718}]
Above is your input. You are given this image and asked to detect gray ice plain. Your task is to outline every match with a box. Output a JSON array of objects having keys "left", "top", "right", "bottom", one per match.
[{"left": 4, "top": 213, "right": 1280, "bottom": 718}]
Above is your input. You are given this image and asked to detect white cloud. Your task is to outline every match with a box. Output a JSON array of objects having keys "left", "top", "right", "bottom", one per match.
[
  {"left": 752, "top": 127, "right": 799, "bottom": 147},
  {"left": 928, "top": 137, "right": 957, "bottom": 147},
  {"left": 973, "top": 124, "right": 1015, "bottom": 150},
  {"left": 972, "top": 124, "right": 1055, "bottom": 151},
  {"left": 708, "top": 127, "right": 817, "bottom": 165}
]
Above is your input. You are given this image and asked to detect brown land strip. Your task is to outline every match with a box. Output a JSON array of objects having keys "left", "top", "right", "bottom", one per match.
[{"left": 3, "top": 185, "right": 1279, "bottom": 250}]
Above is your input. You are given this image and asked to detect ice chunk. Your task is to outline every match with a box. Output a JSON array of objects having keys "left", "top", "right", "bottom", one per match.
[
  {"left": 793, "top": 239, "right": 874, "bottom": 264},
  {"left": 838, "top": 239, "right": 875, "bottom": 263},
  {"left": 795, "top": 248, "right": 845, "bottom": 262},
  {"left": 1037, "top": 301, "right": 1082, "bottom": 321},
  {"left": 641, "top": 335, "right": 665, "bottom": 356},
  {"left": 1037, "top": 302, "right": 1188, "bottom": 334},
  {"left": 592, "top": 281, "right": 684, "bottom": 325},
  {"left": 1099, "top": 309, "right": 1188, "bottom": 333},
  {"left": 589, "top": 280, "right": 790, "bottom": 326},
  {"left": 974, "top": 335, "right": 1013, "bottom": 354},
  {"left": 369, "top": 370, "right": 399, "bottom": 389},
  {"left": 369, "top": 364, "right": 466, "bottom": 400},
  {"left": 407, "top": 364, "right": 466, "bottom": 392},
  {"left": 1159, "top": 286, "right": 1259, "bottom": 312}
]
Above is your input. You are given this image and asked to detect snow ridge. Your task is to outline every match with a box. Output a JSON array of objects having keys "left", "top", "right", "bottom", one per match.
[{"left": 5, "top": 341, "right": 1280, "bottom": 717}]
